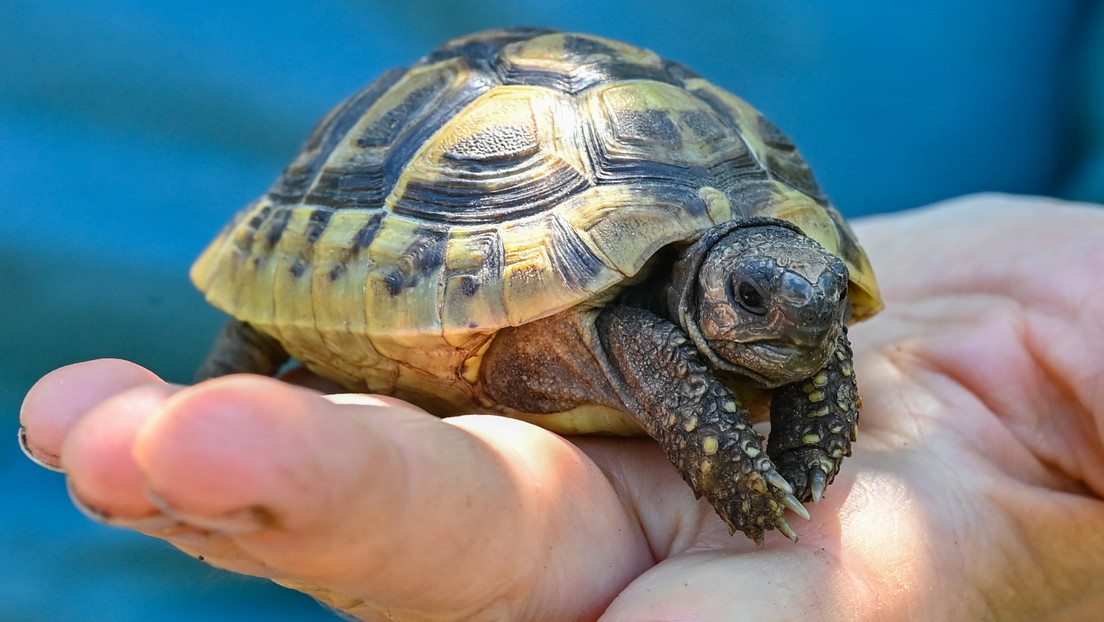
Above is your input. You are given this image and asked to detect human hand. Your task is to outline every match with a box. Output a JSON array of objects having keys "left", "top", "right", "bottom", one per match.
[{"left": 19, "top": 194, "right": 1104, "bottom": 621}]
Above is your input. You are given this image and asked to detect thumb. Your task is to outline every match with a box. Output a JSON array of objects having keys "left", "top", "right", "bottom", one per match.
[{"left": 131, "top": 375, "right": 651, "bottom": 620}]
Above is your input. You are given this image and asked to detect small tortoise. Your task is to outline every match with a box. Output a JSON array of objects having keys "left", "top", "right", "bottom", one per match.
[{"left": 192, "top": 28, "right": 882, "bottom": 543}]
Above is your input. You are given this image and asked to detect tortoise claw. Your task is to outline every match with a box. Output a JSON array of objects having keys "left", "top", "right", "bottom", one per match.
[
  {"left": 776, "top": 515, "right": 799, "bottom": 542},
  {"left": 764, "top": 470, "right": 794, "bottom": 496},
  {"left": 809, "top": 468, "right": 828, "bottom": 503},
  {"left": 767, "top": 470, "right": 810, "bottom": 520},
  {"left": 780, "top": 491, "right": 811, "bottom": 521}
]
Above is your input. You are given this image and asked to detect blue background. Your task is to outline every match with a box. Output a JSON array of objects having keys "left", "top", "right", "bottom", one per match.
[{"left": 3, "top": 1, "right": 1102, "bottom": 619}]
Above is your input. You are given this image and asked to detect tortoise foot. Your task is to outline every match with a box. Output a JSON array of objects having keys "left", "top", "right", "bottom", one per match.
[{"left": 767, "top": 332, "right": 859, "bottom": 503}]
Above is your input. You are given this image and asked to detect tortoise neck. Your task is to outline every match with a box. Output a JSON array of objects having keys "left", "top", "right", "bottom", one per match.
[{"left": 614, "top": 245, "right": 680, "bottom": 321}]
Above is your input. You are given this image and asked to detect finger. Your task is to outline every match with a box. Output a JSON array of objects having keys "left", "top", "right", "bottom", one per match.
[
  {"left": 20, "top": 359, "right": 162, "bottom": 470},
  {"left": 55, "top": 378, "right": 305, "bottom": 578},
  {"left": 62, "top": 383, "right": 183, "bottom": 524},
  {"left": 132, "top": 375, "right": 653, "bottom": 621}
]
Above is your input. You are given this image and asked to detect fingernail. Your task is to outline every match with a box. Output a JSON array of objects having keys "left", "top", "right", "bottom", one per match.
[
  {"left": 66, "top": 479, "right": 181, "bottom": 531},
  {"left": 146, "top": 489, "right": 275, "bottom": 534},
  {"left": 18, "top": 427, "right": 64, "bottom": 472}
]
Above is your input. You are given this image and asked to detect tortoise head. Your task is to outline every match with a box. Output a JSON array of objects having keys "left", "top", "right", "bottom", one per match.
[{"left": 671, "top": 219, "right": 849, "bottom": 387}]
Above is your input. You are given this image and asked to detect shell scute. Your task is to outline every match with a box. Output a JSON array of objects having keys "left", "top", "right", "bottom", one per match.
[
  {"left": 441, "top": 228, "right": 508, "bottom": 342},
  {"left": 495, "top": 32, "right": 675, "bottom": 93},
  {"left": 497, "top": 213, "right": 601, "bottom": 325},
  {"left": 388, "top": 86, "right": 590, "bottom": 225},
  {"left": 684, "top": 79, "right": 827, "bottom": 203},
  {"left": 271, "top": 67, "right": 407, "bottom": 205},
  {"left": 586, "top": 81, "right": 755, "bottom": 184},
  {"left": 560, "top": 185, "right": 717, "bottom": 277}
]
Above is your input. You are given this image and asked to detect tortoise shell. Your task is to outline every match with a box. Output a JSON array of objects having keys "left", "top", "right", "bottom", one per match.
[{"left": 191, "top": 28, "right": 882, "bottom": 409}]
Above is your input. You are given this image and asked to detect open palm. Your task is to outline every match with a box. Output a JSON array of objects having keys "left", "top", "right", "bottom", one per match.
[{"left": 20, "top": 194, "right": 1104, "bottom": 621}]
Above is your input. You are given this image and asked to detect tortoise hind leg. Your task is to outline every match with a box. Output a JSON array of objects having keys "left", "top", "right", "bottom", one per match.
[
  {"left": 194, "top": 319, "right": 289, "bottom": 383},
  {"left": 479, "top": 311, "right": 625, "bottom": 416}
]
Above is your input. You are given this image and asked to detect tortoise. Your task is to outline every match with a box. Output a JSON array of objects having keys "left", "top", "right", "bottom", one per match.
[{"left": 191, "top": 27, "right": 883, "bottom": 544}]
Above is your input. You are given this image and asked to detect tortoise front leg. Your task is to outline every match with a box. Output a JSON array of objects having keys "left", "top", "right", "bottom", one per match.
[
  {"left": 194, "top": 319, "right": 290, "bottom": 383},
  {"left": 767, "top": 329, "right": 859, "bottom": 502},
  {"left": 598, "top": 306, "right": 808, "bottom": 544}
]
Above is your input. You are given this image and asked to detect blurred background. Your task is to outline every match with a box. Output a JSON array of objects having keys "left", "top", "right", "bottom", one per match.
[{"left": 3, "top": 0, "right": 1102, "bottom": 619}]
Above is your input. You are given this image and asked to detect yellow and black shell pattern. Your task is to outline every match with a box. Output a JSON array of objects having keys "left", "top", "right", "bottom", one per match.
[{"left": 192, "top": 28, "right": 882, "bottom": 407}]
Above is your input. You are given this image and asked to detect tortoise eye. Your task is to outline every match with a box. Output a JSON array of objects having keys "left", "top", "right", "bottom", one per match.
[{"left": 733, "top": 280, "right": 767, "bottom": 315}]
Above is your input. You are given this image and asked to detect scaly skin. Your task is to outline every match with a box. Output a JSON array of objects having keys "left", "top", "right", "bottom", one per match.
[
  {"left": 767, "top": 330, "right": 859, "bottom": 502},
  {"left": 598, "top": 305, "right": 805, "bottom": 544}
]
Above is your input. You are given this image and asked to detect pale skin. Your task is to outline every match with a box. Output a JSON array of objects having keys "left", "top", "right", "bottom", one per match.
[{"left": 19, "top": 193, "right": 1104, "bottom": 621}]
